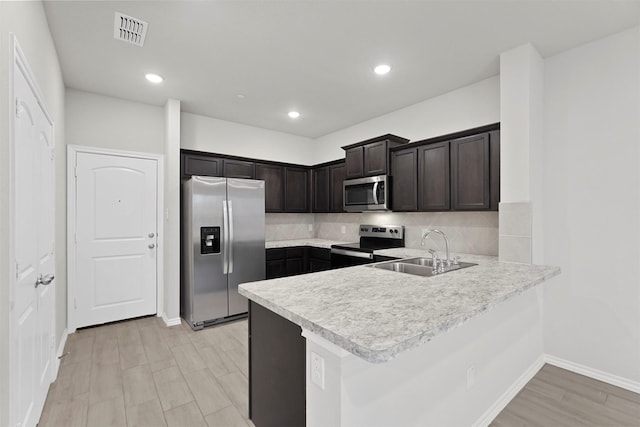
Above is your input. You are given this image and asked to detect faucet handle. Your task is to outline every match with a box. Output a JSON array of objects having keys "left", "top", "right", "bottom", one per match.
[{"left": 452, "top": 256, "right": 460, "bottom": 265}]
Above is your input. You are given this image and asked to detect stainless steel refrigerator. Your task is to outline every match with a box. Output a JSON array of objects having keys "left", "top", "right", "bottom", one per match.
[{"left": 182, "top": 176, "right": 265, "bottom": 330}]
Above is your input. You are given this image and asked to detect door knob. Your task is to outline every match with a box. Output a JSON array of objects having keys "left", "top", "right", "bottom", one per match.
[
  {"left": 35, "top": 274, "right": 55, "bottom": 288},
  {"left": 148, "top": 243, "right": 155, "bottom": 249}
]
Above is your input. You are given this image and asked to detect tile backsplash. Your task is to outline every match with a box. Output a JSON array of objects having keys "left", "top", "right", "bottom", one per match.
[
  {"left": 267, "top": 211, "right": 499, "bottom": 256},
  {"left": 265, "top": 213, "right": 315, "bottom": 241}
]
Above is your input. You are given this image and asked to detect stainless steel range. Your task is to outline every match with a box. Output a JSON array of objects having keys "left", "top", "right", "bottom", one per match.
[{"left": 330, "top": 224, "right": 404, "bottom": 268}]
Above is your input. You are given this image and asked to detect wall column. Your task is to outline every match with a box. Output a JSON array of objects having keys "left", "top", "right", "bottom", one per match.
[
  {"left": 499, "top": 44, "right": 544, "bottom": 263},
  {"left": 163, "top": 99, "right": 181, "bottom": 324}
]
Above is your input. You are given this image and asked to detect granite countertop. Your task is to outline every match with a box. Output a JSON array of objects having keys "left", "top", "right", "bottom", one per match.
[
  {"left": 239, "top": 252, "right": 560, "bottom": 364},
  {"left": 265, "top": 238, "right": 350, "bottom": 249}
]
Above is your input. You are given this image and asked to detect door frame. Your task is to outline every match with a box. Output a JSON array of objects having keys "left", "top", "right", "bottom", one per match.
[
  {"left": 67, "top": 145, "right": 165, "bottom": 332},
  {"left": 8, "top": 34, "right": 57, "bottom": 426}
]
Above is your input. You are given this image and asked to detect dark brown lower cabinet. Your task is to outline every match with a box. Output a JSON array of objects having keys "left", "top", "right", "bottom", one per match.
[
  {"left": 308, "top": 247, "right": 331, "bottom": 272},
  {"left": 265, "top": 248, "right": 286, "bottom": 279},
  {"left": 249, "top": 301, "right": 306, "bottom": 427},
  {"left": 266, "top": 247, "right": 332, "bottom": 279},
  {"left": 285, "top": 247, "right": 306, "bottom": 276}
]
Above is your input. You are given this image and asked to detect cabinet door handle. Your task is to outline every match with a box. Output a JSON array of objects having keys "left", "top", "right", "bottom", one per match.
[{"left": 148, "top": 243, "right": 155, "bottom": 249}]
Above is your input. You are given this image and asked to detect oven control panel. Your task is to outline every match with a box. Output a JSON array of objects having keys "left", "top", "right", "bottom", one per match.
[{"left": 359, "top": 224, "right": 404, "bottom": 239}]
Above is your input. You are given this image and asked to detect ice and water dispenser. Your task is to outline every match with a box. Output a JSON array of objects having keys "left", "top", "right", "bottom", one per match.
[{"left": 200, "top": 226, "right": 220, "bottom": 254}]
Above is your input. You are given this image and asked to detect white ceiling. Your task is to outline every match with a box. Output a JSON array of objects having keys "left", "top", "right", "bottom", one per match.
[{"left": 43, "top": 1, "right": 640, "bottom": 138}]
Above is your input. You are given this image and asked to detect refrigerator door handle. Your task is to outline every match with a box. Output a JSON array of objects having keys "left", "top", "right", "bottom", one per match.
[
  {"left": 222, "top": 200, "right": 229, "bottom": 274},
  {"left": 228, "top": 200, "right": 234, "bottom": 274}
]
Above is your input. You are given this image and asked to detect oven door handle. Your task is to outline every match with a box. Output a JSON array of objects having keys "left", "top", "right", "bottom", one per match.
[{"left": 331, "top": 248, "right": 374, "bottom": 259}]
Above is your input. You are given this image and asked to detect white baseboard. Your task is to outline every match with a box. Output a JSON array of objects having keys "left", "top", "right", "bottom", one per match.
[
  {"left": 161, "top": 312, "right": 181, "bottom": 327},
  {"left": 53, "top": 328, "right": 68, "bottom": 381},
  {"left": 473, "top": 355, "right": 545, "bottom": 427},
  {"left": 544, "top": 354, "right": 640, "bottom": 393}
]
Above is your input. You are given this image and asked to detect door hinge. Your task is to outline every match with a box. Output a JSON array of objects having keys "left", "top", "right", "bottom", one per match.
[
  {"left": 51, "top": 334, "right": 56, "bottom": 349},
  {"left": 74, "top": 166, "right": 78, "bottom": 177},
  {"left": 15, "top": 261, "right": 19, "bottom": 279},
  {"left": 15, "top": 98, "right": 22, "bottom": 118}
]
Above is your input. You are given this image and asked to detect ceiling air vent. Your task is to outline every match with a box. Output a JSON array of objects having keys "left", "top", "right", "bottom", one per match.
[{"left": 113, "top": 12, "right": 148, "bottom": 47}]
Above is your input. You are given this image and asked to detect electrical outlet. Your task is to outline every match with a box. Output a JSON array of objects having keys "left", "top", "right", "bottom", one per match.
[
  {"left": 340, "top": 225, "right": 346, "bottom": 234},
  {"left": 311, "top": 351, "right": 325, "bottom": 390},
  {"left": 467, "top": 365, "right": 475, "bottom": 390}
]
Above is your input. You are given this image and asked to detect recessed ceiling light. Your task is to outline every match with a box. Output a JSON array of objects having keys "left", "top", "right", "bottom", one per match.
[
  {"left": 145, "top": 73, "right": 163, "bottom": 84},
  {"left": 288, "top": 111, "right": 300, "bottom": 119},
  {"left": 374, "top": 64, "right": 391, "bottom": 75},
  {"left": 236, "top": 94, "right": 246, "bottom": 99}
]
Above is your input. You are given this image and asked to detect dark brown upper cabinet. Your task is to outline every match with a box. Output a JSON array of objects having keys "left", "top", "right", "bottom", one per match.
[
  {"left": 284, "top": 167, "right": 309, "bottom": 212},
  {"left": 329, "top": 162, "right": 346, "bottom": 212},
  {"left": 391, "top": 148, "right": 418, "bottom": 211},
  {"left": 450, "top": 133, "right": 491, "bottom": 210},
  {"left": 363, "top": 140, "right": 388, "bottom": 176},
  {"left": 312, "top": 166, "right": 330, "bottom": 213},
  {"left": 389, "top": 124, "right": 500, "bottom": 212},
  {"left": 454, "top": 129, "right": 500, "bottom": 211},
  {"left": 224, "top": 159, "right": 255, "bottom": 179},
  {"left": 312, "top": 160, "right": 345, "bottom": 213},
  {"left": 418, "top": 141, "right": 451, "bottom": 211},
  {"left": 342, "top": 134, "right": 410, "bottom": 179},
  {"left": 488, "top": 130, "right": 500, "bottom": 211},
  {"left": 255, "top": 163, "right": 284, "bottom": 212},
  {"left": 344, "top": 146, "right": 364, "bottom": 179},
  {"left": 182, "top": 153, "right": 223, "bottom": 178}
]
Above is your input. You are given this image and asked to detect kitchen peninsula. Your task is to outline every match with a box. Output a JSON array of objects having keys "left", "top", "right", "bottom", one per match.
[{"left": 239, "top": 250, "right": 560, "bottom": 427}]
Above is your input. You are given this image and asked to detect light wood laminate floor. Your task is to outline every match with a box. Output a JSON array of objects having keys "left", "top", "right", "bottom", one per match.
[
  {"left": 40, "top": 316, "right": 640, "bottom": 426},
  {"left": 40, "top": 316, "right": 252, "bottom": 427},
  {"left": 491, "top": 364, "right": 640, "bottom": 426}
]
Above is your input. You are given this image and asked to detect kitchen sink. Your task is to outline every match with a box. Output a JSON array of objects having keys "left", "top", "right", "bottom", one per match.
[
  {"left": 368, "top": 257, "right": 477, "bottom": 277},
  {"left": 401, "top": 257, "right": 437, "bottom": 267},
  {"left": 370, "top": 262, "right": 435, "bottom": 276}
]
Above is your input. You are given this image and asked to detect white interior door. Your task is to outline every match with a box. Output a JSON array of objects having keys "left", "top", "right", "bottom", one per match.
[
  {"left": 73, "top": 152, "right": 158, "bottom": 328},
  {"left": 11, "top": 41, "right": 56, "bottom": 427}
]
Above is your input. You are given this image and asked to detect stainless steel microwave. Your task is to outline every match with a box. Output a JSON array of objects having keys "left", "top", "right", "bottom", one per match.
[{"left": 343, "top": 175, "right": 390, "bottom": 212}]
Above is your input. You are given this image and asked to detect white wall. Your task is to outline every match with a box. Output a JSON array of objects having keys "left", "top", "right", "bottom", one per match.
[
  {"left": 66, "top": 89, "right": 164, "bottom": 153},
  {"left": 181, "top": 112, "right": 314, "bottom": 165},
  {"left": 306, "top": 286, "right": 546, "bottom": 427},
  {"left": 0, "top": 2, "right": 66, "bottom": 425},
  {"left": 541, "top": 27, "right": 640, "bottom": 384},
  {"left": 312, "top": 76, "right": 500, "bottom": 163}
]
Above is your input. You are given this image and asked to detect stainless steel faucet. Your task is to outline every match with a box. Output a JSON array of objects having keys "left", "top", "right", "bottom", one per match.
[
  {"left": 428, "top": 248, "right": 439, "bottom": 272},
  {"left": 421, "top": 229, "right": 451, "bottom": 266}
]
